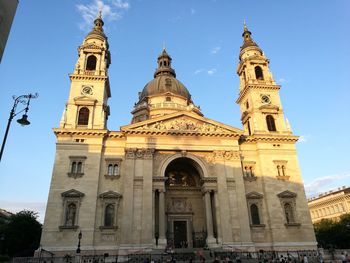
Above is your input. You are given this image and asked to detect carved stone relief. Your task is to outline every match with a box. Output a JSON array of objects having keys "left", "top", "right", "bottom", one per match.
[{"left": 135, "top": 117, "right": 232, "bottom": 133}]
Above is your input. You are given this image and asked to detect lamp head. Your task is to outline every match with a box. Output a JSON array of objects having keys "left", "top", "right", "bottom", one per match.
[{"left": 17, "top": 114, "right": 30, "bottom": 126}]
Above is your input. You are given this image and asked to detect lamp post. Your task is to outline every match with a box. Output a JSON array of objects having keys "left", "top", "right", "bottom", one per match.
[
  {"left": 76, "top": 231, "right": 82, "bottom": 254},
  {"left": 0, "top": 93, "right": 38, "bottom": 162}
]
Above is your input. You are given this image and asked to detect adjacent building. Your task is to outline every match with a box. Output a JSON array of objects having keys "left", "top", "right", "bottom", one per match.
[
  {"left": 0, "top": 0, "right": 18, "bottom": 62},
  {"left": 308, "top": 186, "right": 350, "bottom": 223},
  {"left": 40, "top": 16, "right": 317, "bottom": 255}
]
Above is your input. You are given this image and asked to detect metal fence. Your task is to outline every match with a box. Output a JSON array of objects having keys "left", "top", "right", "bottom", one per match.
[{"left": 12, "top": 249, "right": 321, "bottom": 263}]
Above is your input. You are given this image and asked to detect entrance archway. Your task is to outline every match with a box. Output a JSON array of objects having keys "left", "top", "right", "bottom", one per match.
[{"left": 164, "top": 157, "right": 207, "bottom": 248}]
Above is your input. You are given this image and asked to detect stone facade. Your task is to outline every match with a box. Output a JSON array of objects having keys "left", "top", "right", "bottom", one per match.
[
  {"left": 308, "top": 186, "right": 350, "bottom": 223},
  {"left": 40, "top": 17, "right": 317, "bottom": 255}
]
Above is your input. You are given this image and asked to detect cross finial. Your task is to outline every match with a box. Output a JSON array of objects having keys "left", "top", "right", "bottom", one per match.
[
  {"left": 244, "top": 19, "right": 248, "bottom": 31},
  {"left": 163, "top": 41, "right": 166, "bottom": 51},
  {"left": 98, "top": 9, "right": 102, "bottom": 19}
]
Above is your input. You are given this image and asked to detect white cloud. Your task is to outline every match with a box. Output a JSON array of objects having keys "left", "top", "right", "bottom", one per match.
[
  {"left": 298, "top": 135, "right": 309, "bottom": 143},
  {"left": 211, "top": 46, "right": 221, "bottom": 54},
  {"left": 0, "top": 201, "right": 47, "bottom": 223},
  {"left": 277, "top": 78, "right": 287, "bottom": 84},
  {"left": 194, "top": 69, "right": 205, "bottom": 74},
  {"left": 194, "top": 68, "right": 217, "bottom": 76},
  {"left": 207, "top": 68, "right": 217, "bottom": 75},
  {"left": 304, "top": 173, "right": 350, "bottom": 197},
  {"left": 76, "top": 0, "right": 130, "bottom": 31}
]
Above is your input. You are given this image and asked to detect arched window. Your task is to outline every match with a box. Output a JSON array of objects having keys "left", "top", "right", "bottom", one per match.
[
  {"left": 281, "top": 165, "right": 286, "bottom": 176},
  {"left": 78, "top": 107, "right": 89, "bottom": 125},
  {"left": 165, "top": 96, "right": 172, "bottom": 102},
  {"left": 77, "top": 162, "right": 82, "bottom": 173},
  {"left": 86, "top": 55, "right": 97, "bottom": 71},
  {"left": 250, "top": 204, "right": 260, "bottom": 225},
  {"left": 284, "top": 203, "right": 294, "bottom": 224},
  {"left": 108, "top": 164, "right": 114, "bottom": 175},
  {"left": 255, "top": 66, "right": 264, "bottom": 80},
  {"left": 277, "top": 165, "right": 281, "bottom": 176},
  {"left": 113, "top": 164, "right": 119, "bottom": 175},
  {"left": 65, "top": 203, "right": 77, "bottom": 226},
  {"left": 71, "top": 162, "right": 77, "bottom": 173},
  {"left": 266, "top": 115, "right": 276, "bottom": 131},
  {"left": 104, "top": 204, "right": 115, "bottom": 227}
]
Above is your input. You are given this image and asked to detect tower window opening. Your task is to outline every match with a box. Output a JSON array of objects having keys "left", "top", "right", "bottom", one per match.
[
  {"left": 284, "top": 203, "right": 295, "bottom": 224},
  {"left": 65, "top": 203, "right": 77, "bottom": 226},
  {"left": 166, "top": 96, "right": 172, "bottom": 102},
  {"left": 86, "top": 55, "right": 97, "bottom": 71},
  {"left": 104, "top": 204, "right": 115, "bottom": 227},
  {"left": 246, "top": 100, "right": 249, "bottom": 109},
  {"left": 78, "top": 107, "right": 89, "bottom": 125},
  {"left": 255, "top": 66, "right": 264, "bottom": 80},
  {"left": 250, "top": 204, "right": 260, "bottom": 225},
  {"left": 247, "top": 120, "right": 252, "bottom": 135},
  {"left": 266, "top": 115, "right": 276, "bottom": 131}
]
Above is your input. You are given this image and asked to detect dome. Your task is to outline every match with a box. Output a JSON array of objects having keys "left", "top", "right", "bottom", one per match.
[{"left": 139, "top": 74, "right": 191, "bottom": 101}]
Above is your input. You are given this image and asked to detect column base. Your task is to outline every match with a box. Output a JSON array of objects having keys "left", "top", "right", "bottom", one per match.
[
  {"left": 157, "top": 238, "right": 167, "bottom": 247},
  {"left": 207, "top": 236, "right": 218, "bottom": 247}
]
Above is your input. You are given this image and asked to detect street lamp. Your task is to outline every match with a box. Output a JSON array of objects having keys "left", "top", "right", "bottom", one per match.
[
  {"left": 76, "top": 231, "right": 82, "bottom": 254},
  {"left": 0, "top": 93, "right": 38, "bottom": 162}
]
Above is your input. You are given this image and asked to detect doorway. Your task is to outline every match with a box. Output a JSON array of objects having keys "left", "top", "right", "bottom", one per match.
[{"left": 173, "top": 220, "right": 187, "bottom": 248}]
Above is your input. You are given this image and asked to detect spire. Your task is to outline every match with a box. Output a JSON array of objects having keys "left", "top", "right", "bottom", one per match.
[
  {"left": 154, "top": 47, "right": 176, "bottom": 78},
  {"left": 240, "top": 22, "right": 260, "bottom": 51},
  {"left": 86, "top": 11, "right": 106, "bottom": 40}
]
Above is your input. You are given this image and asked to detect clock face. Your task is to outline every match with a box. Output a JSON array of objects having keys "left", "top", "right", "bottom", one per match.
[
  {"left": 81, "top": 86, "right": 93, "bottom": 95},
  {"left": 261, "top": 95, "right": 271, "bottom": 104}
]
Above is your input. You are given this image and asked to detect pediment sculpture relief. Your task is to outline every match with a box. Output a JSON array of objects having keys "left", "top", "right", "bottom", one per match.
[{"left": 135, "top": 117, "right": 232, "bottom": 133}]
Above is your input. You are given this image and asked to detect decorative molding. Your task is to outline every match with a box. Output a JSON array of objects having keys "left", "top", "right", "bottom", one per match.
[
  {"left": 236, "top": 84, "right": 280, "bottom": 104},
  {"left": 99, "top": 191, "right": 122, "bottom": 199},
  {"left": 276, "top": 175, "right": 290, "bottom": 181},
  {"left": 61, "top": 189, "right": 85, "bottom": 198},
  {"left": 211, "top": 150, "right": 240, "bottom": 161},
  {"left": 246, "top": 191, "right": 263, "bottom": 199},
  {"left": 125, "top": 148, "right": 155, "bottom": 159},
  {"left": 59, "top": 225, "right": 79, "bottom": 231},
  {"left": 244, "top": 176, "right": 257, "bottom": 182},
  {"left": 67, "top": 172, "right": 84, "bottom": 179},
  {"left": 277, "top": 190, "right": 297, "bottom": 199}
]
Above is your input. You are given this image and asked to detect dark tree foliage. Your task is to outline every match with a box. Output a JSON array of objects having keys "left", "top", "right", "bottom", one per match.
[
  {"left": 0, "top": 210, "right": 42, "bottom": 257},
  {"left": 314, "top": 213, "right": 350, "bottom": 249}
]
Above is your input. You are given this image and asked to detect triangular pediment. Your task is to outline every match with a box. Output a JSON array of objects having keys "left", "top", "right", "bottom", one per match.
[
  {"left": 277, "top": 190, "right": 297, "bottom": 198},
  {"left": 121, "top": 111, "right": 243, "bottom": 136},
  {"left": 61, "top": 189, "right": 85, "bottom": 198},
  {"left": 246, "top": 191, "right": 263, "bottom": 199},
  {"left": 99, "top": 191, "right": 122, "bottom": 199}
]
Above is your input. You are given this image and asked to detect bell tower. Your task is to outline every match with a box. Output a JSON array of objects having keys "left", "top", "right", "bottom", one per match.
[
  {"left": 60, "top": 12, "right": 111, "bottom": 129},
  {"left": 236, "top": 23, "right": 291, "bottom": 136}
]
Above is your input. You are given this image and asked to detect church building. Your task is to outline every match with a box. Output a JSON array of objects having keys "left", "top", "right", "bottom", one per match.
[{"left": 41, "top": 15, "right": 317, "bottom": 255}]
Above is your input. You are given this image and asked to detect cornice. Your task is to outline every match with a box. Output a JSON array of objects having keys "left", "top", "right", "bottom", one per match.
[
  {"left": 69, "top": 74, "right": 108, "bottom": 81},
  {"left": 53, "top": 128, "right": 108, "bottom": 137},
  {"left": 122, "top": 129, "right": 240, "bottom": 137},
  {"left": 244, "top": 134, "right": 299, "bottom": 143},
  {"left": 236, "top": 84, "right": 280, "bottom": 104}
]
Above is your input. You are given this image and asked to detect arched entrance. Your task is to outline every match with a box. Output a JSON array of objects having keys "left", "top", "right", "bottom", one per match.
[{"left": 164, "top": 157, "right": 206, "bottom": 248}]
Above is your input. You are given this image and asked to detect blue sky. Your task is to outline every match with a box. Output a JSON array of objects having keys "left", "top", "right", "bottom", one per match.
[{"left": 0, "top": 0, "right": 349, "bottom": 222}]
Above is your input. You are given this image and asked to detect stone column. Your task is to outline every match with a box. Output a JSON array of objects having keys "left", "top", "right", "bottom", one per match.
[
  {"left": 213, "top": 191, "right": 222, "bottom": 244},
  {"left": 152, "top": 189, "right": 156, "bottom": 245},
  {"left": 158, "top": 189, "right": 167, "bottom": 246},
  {"left": 204, "top": 190, "right": 216, "bottom": 245}
]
